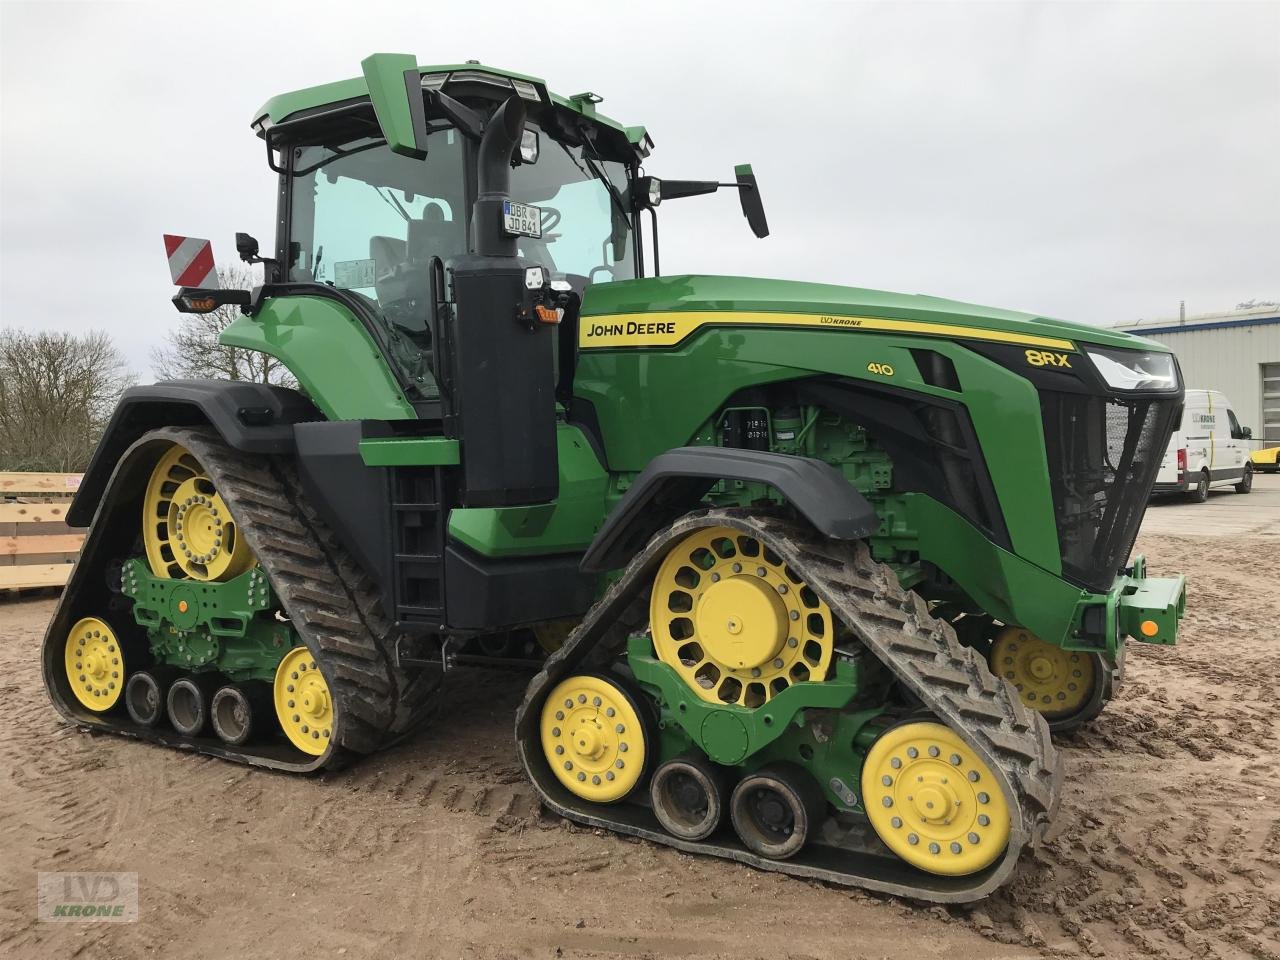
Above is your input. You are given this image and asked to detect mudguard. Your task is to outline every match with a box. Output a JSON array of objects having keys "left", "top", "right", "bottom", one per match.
[
  {"left": 69, "top": 381, "right": 320, "bottom": 526},
  {"left": 580, "top": 446, "right": 880, "bottom": 573}
]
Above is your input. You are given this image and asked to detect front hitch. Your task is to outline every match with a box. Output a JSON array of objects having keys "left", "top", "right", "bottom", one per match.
[{"left": 1112, "top": 554, "right": 1186, "bottom": 648}]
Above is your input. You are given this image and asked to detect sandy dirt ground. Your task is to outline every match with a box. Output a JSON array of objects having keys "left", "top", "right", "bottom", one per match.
[{"left": 3, "top": 478, "right": 1279, "bottom": 959}]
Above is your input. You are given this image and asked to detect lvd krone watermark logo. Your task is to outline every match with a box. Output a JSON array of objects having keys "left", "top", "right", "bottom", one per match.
[{"left": 38, "top": 872, "right": 138, "bottom": 922}]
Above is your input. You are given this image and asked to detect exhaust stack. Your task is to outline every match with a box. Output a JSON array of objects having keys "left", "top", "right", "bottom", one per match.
[{"left": 472, "top": 96, "right": 528, "bottom": 257}]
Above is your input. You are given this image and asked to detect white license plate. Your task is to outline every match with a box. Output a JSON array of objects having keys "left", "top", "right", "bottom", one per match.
[{"left": 502, "top": 200, "right": 542, "bottom": 238}]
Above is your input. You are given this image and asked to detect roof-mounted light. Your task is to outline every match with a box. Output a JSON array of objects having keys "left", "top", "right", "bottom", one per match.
[
  {"left": 419, "top": 69, "right": 544, "bottom": 103},
  {"left": 448, "top": 69, "right": 512, "bottom": 89},
  {"left": 510, "top": 78, "right": 540, "bottom": 102}
]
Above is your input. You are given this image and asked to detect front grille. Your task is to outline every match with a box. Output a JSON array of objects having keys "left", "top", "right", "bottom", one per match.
[{"left": 1039, "top": 391, "right": 1179, "bottom": 592}]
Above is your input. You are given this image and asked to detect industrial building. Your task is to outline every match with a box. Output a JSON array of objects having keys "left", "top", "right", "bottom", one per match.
[{"left": 1114, "top": 304, "right": 1280, "bottom": 443}]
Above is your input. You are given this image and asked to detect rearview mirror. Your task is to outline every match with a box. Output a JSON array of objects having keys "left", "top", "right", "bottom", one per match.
[
  {"left": 632, "top": 167, "right": 769, "bottom": 239},
  {"left": 236, "top": 232, "right": 259, "bottom": 262},
  {"left": 735, "top": 164, "right": 769, "bottom": 238},
  {"left": 1243, "top": 426, "right": 1253, "bottom": 439}
]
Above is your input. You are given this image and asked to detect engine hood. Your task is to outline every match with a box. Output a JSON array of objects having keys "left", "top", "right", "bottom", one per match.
[{"left": 579, "top": 275, "right": 1165, "bottom": 354}]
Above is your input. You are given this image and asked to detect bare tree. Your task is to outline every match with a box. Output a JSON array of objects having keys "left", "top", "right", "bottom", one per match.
[
  {"left": 0, "top": 329, "right": 135, "bottom": 472},
  {"left": 151, "top": 264, "right": 295, "bottom": 387}
]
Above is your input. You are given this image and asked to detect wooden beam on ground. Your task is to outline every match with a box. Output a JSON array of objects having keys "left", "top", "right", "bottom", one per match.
[
  {"left": 1, "top": 534, "right": 85, "bottom": 556},
  {"left": 0, "top": 473, "right": 83, "bottom": 494},
  {"left": 0, "top": 564, "right": 74, "bottom": 589},
  {"left": 0, "top": 502, "right": 74, "bottom": 524}
]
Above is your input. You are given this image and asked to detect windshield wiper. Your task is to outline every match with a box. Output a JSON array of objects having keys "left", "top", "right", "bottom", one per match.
[
  {"left": 559, "top": 139, "right": 631, "bottom": 226},
  {"left": 375, "top": 186, "right": 413, "bottom": 222}
]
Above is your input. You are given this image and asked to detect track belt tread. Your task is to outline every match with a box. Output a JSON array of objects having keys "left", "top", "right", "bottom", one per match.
[
  {"left": 41, "top": 426, "right": 441, "bottom": 772},
  {"left": 515, "top": 508, "right": 1062, "bottom": 903}
]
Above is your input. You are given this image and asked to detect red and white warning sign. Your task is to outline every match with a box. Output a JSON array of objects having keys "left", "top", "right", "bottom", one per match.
[{"left": 163, "top": 235, "right": 219, "bottom": 288}]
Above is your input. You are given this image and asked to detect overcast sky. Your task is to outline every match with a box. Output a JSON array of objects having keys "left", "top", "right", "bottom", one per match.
[{"left": 1, "top": 0, "right": 1277, "bottom": 379}]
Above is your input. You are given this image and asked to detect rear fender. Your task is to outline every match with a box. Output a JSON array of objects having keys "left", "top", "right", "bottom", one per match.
[{"left": 68, "top": 381, "right": 319, "bottom": 526}]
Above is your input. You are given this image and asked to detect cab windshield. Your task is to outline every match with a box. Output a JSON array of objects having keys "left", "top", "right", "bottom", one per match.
[
  {"left": 287, "top": 125, "right": 635, "bottom": 301},
  {"left": 286, "top": 123, "right": 636, "bottom": 397},
  {"left": 509, "top": 131, "right": 635, "bottom": 287}
]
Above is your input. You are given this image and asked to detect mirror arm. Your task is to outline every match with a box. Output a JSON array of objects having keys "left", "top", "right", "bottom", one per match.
[{"left": 428, "top": 90, "right": 485, "bottom": 141}]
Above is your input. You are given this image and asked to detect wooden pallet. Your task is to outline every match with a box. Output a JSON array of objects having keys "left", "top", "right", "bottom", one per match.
[{"left": 0, "top": 472, "right": 84, "bottom": 594}]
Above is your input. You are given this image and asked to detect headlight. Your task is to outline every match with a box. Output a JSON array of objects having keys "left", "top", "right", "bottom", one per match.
[{"left": 1087, "top": 346, "right": 1179, "bottom": 391}]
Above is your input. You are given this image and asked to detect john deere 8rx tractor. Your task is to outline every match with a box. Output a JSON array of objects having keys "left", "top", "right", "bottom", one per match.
[{"left": 43, "top": 54, "right": 1187, "bottom": 901}]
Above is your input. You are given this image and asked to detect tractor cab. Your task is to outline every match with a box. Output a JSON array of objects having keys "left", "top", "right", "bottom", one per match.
[
  {"left": 238, "top": 57, "right": 764, "bottom": 411},
  {"left": 250, "top": 60, "right": 646, "bottom": 400}
]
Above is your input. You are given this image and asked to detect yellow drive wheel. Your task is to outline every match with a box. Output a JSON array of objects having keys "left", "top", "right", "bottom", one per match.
[
  {"left": 65, "top": 617, "right": 125, "bottom": 711},
  {"left": 862, "top": 721, "right": 1010, "bottom": 876},
  {"left": 273, "top": 647, "right": 334, "bottom": 756},
  {"left": 540, "top": 674, "right": 648, "bottom": 803},
  {"left": 649, "top": 526, "right": 834, "bottom": 707},
  {"left": 142, "top": 442, "right": 255, "bottom": 582},
  {"left": 532, "top": 619, "right": 576, "bottom": 654},
  {"left": 989, "top": 625, "right": 1096, "bottom": 719}
]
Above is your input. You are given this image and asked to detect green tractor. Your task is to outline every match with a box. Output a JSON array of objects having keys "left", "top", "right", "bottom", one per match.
[{"left": 43, "top": 54, "right": 1187, "bottom": 902}]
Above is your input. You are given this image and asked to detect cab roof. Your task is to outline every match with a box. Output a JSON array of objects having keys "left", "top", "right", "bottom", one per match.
[{"left": 252, "top": 60, "right": 650, "bottom": 153}]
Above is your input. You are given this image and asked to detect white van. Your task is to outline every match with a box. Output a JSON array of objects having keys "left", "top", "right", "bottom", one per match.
[{"left": 1152, "top": 389, "right": 1254, "bottom": 501}]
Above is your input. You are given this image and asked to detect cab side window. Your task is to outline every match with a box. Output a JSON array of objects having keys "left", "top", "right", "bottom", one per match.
[{"left": 1227, "top": 409, "right": 1244, "bottom": 439}]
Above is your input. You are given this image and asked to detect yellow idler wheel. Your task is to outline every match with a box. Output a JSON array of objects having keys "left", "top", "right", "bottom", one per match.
[
  {"left": 989, "top": 625, "right": 1096, "bottom": 719},
  {"left": 540, "top": 674, "right": 648, "bottom": 803},
  {"left": 142, "top": 442, "right": 255, "bottom": 582},
  {"left": 65, "top": 617, "right": 125, "bottom": 711},
  {"left": 649, "top": 526, "right": 834, "bottom": 707},
  {"left": 862, "top": 721, "right": 1010, "bottom": 876},
  {"left": 273, "top": 647, "right": 333, "bottom": 756}
]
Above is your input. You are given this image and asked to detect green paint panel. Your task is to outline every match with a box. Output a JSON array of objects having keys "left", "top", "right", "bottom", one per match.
[
  {"left": 361, "top": 53, "right": 425, "bottom": 158},
  {"left": 448, "top": 424, "right": 608, "bottom": 557},
  {"left": 360, "top": 437, "right": 459, "bottom": 466},
  {"left": 580, "top": 274, "right": 1168, "bottom": 353},
  {"left": 749, "top": 707, "right": 885, "bottom": 813},
  {"left": 626, "top": 633, "right": 860, "bottom": 761},
  {"left": 220, "top": 297, "right": 415, "bottom": 422},
  {"left": 628, "top": 633, "right": 885, "bottom": 812},
  {"left": 907, "top": 496, "right": 1109, "bottom": 653},
  {"left": 577, "top": 327, "right": 1063, "bottom": 575},
  {"left": 123, "top": 559, "right": 274, "bottom": 637},
  {"left": 122, "top": 559, "right": 294, "bottom": 682}
]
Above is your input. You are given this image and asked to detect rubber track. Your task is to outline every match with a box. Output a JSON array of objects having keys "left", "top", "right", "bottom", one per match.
[
  {"left": 42, "top": 427, "right": 439, "bottom": 772},
  {"left": 515, "top": 509, "right": 1063, "bottom": 903}
]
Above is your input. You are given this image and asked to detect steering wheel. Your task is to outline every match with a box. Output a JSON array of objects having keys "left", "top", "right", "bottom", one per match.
[{"left": 540, "top": 206, "right": 562, "bottom": 234}]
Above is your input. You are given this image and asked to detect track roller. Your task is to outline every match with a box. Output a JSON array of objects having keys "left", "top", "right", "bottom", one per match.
[
  {"left": 860, "top": 720, "right": 1010, "bottom": 876},
  {"left": 539, "top": 673, "right": 650, "bottom": 803},
  {"left": 167, "top": 674, "right": 218, "bottom": 737},
  {"left": 650, "top": 753, "right": 727, "bottom": 841},
  {"left": 273, "top": 646, "right": 334, "bottom": 756},
  {"left": 124, "top": 669, "right": 175, "bottom": 727},
  {"left": 64, "top": 617, "right": 125, "bottom": 712},
  {"left": 211, "top": 683, "right": 270, "bottom": 746},
  {"left": 988, "top": 625, "right": 1100, "bottom": 725},
  {"left": 729, "top": 762, "right": 825, "bottom": 860}
]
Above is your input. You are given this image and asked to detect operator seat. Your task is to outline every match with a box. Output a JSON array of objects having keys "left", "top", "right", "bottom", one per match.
[
  {"left": 407, "top": 201, "right": 459, "bottom": 266},
  {"left": 368, "top": 203, "right": 465, "bottom": 368}
]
